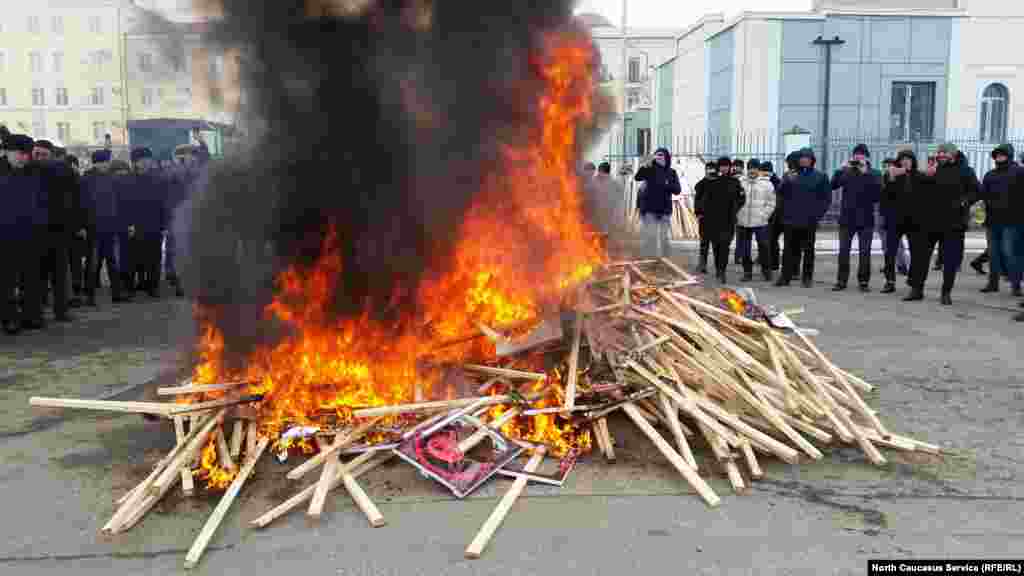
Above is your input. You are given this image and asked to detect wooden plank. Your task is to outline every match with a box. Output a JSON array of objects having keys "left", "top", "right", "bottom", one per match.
[
  {"left": 659, "top": 257, "right": 695, "bottom": 282},
  {"left": 622, "top": 403, "right": 720, "bottom": 507},
  {"left": 771, "top": 331, "right": 854, "bottom": 443},
  {"left": 353, "top": 395, "right": 512, "bottom": 418},
  {"left": 246, "top": 421, "right": 258, "bottom": 458},
  {"left": 341, "top": 473, "right": 386, "bottom": 527},
  {"left": 657, "top": 392, "right": 697, "bottom": 471},
  {"left": 308, "top": 444, "right": 340, "bottom": 520},
  {"left": 286, "top": 417, "right": 382, "bottom": 480},
  {"left": 229, "top": 420, "right": 244, "bottom": 459},
  {"left": 563, "top": 310, "right": 583, "bottom": 412},
  {"left": 215, "top": 426, "right": 237, "bottom": 472},
  {"left": 29, "top": 397, "right": 171, "bottom": 416},
  {"left": 462, "top": 365, "right": 546, "bottom": 381},
  {"left": 597, "top": 418, "right": 616, "bottom": 461},
  {"left": 167, "top": 395, "right": 263, "bottom": 416},
  {"left": 739, "top": 439, "right": 763, "bottom": 479},
  {"left": 458, "top": 409, "right": 520, "bottom": 453},
  {"left": 174, "top": 417, "right": 195, "bottom": 496},
  {"left": 157, "top": 382, "right": 248, "bottom": 396},
  {"left": 465, "top": 447, "right": 547, "bottom": 559},
  {"left": 765, "top": 334, "right": 799, "bottom": 414},
  {"left": 184, "top": 436, "right": 270, "bottom": 569}
]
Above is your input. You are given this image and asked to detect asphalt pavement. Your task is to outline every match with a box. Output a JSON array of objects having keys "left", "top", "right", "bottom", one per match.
[{"left": 0, "top": 249, "right": 1021, "bottom": 575}]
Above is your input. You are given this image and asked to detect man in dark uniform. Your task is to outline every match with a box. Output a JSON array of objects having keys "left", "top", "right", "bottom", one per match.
[
  {"left": 693, "top": 161, "right": 718, "bottom": 274},
  {"left": 703, "top": 156, "right": 746, "bottom": 283},
  {"left": 1, "top": 135, "right": 47, "bottom": 330},
  {"left": 125, "top": 148, "right": 166, "bottom": 298},
  {"left": 81, "top": 150, "right": 127, "bottom": 305},
  {"left": 774, "top": 148, "right": 832, "bottom": 288}
]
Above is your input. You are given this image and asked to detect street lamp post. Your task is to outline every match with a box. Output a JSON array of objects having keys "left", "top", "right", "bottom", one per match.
[{"left": 812, "top": 35, "right": 844, "bottom": 172}]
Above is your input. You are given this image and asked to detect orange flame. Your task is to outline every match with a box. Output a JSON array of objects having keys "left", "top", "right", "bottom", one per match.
[
  {"left": 193, "top": 435, "right": 238, "bottom": 490},
  {"left": 191, "top": 32, "right": 604, "bottom": 453}
]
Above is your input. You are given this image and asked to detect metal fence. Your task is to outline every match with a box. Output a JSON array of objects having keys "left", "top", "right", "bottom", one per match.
[{"left": 642, "top": 131, "right": 1024, "bottom": 225}]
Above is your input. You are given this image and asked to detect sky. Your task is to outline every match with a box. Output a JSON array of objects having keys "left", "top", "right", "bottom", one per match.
[{"left": 574, "top": 0, "right": 813, "bottom": 29}]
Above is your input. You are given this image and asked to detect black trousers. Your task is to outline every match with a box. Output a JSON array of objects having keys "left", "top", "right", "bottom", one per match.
[
  {"left": 910, "top": 231, "right": 965, "bottom": 293},
  {"left": 768, "top": 218, "right": 784, "bottom": 271},
  {"left": 91, "top": 234, "right": 121, "bottom": 302},
  {"left": 837, "top": 226, "right": 873, "bottom": 286},
  {"left": 41, "top": 231, "right": 70, "bottom": 319},
  {"left": 0, "top": 241, "right": 37, "bottom": 323},
  {"left": 781, "top": 226, "right": 817, "bottom": 283},
  {"left": 884, "top": 225, "right": 913, "bottom": 284},
  {"left": 70, "top": 235, "right": 93, "bottom": 295},
  {"left": 135, "top": 235, "right": 162, "bottom": 295},
  {"left": 708, "top": 230, "right": 733, "bottom": 275},
  {"left": 698, "top": 219, "right": 710, "bottom": 266}
]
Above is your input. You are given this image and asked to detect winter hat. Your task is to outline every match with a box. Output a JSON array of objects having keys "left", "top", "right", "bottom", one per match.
[
  {"left": 760, "top": 161, "right": 774, "bottom": 174},
  {"left": 937, "top": 142, "right": 959, "bottom": 156},
  {"left": 852, "top": 143, "right": 870, "bottom": 158},
  {"left": 705, "top": 161, "right": 718, "bottom": 171},
  {"left": 717, "top": 156, "right": 732, "bottom": 168},
  {"left": 732, "top": 158, "right": 745, "bottom": 167},
  {"left": 992, "top": 143, "right": 1014, "bottom": 160},
  {"left": 798, "top": 147, "right": 815, "bottom": 161},
  {"left": 746, "top": 158, "right": 761, "bottom": 170}
]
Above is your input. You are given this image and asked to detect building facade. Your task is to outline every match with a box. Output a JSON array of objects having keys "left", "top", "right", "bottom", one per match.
[{"left": 0, "top": 0, "right": 129, "bottom": 147}]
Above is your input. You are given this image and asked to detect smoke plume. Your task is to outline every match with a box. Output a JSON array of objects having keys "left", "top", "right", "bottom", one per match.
[{"left": 180, "top": 1, "right": 590, "bottom": 369}]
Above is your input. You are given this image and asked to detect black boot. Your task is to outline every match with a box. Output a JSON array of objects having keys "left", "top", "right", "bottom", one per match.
[
  {"left": 1014, "top": 311, "right": 1024, "bottom": 322},
  {"left": 970, "top": 260, "right": 986, "bottom": 275},
  {"left": 801, "top": 277, "right": 813, "bottom": 288},
  {"left": 903, "top": 289, "right": 924, "bottom": 302},
  {"left": 762, "top": 270, "right": 773, "bottom": 282},
  {"left": 741, "top": 270, "right": 753, "bottom": 282},
  {"left": 881, "top": 282, "right": 896, "bottom": 294},
  {"left": 773, "top": 277, "right": 790, "bottom": 287},
  {"left": 859, "top": 283, "right": 871, "bottom": 293},
  {"left": 3, "top": 319, "right": 20, "bottom": 335},
  {"left": 1013, "top": 285, "right": 1023, "bottom": 298},
  {"left": 980, "top": 282, "right": 998, "bottom": 293},
  {"left": 940, "top": 291, "right": 952, "bottom": 306},
  {"left": 717, "top": 270, "right": 727, "bottom": 284},
  {"left": 832, "top": 283, "right": 847, "bottom": 292}
]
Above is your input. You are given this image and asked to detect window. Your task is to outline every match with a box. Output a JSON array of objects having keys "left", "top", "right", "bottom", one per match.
[
  {"left": 93, "top": 122, "right": 106, "bottom": 143},
  {"left": 57, "top": 122, "right": 71, "bottom": 142},
  {"left": 0, "top": 52, "right": 5, "bottom": 73},
  {"left": 142, "top": 87, "right": 154, "bottom": 107},
  {"left": 90, "top": 87, "right": 105, "bottom": 106},
  {"left": 29, "top": 51, "right": 43, "bottom": 73},
  {"left": 90, "top": 51, "right": 108, "bottom": 73},
  {"left": 52, "top": 52, "right": 63, "bottom": 74},
  {"left": 890, "top": 82, "right": 936, "bottom": 142},
  {"left": 636, "top": 128, "right": 651, "bottom": 157},
  {"left": 32, "top": 88, "right": 45, "bottom": 106},
  {"left": 51, "top": 15, "right": 63, "bottom": 35},
  {"left": 89, "top": 15, "right": 103, "bottom": 34},
  {"left": 980, "top": 83, "right": 1009, "bottom": 144},
  {"left": 27, "top": 15, "right": 40, "bottom": 34},
  {"left": 33, "top": 121, "right": 45, "bottom": 138},
  {"left": 56, "top": 87, "right": 69, "bottom": 106},
  {"left": 0, "top": 88, "right": 7, "bottom": 106},
  {"left": 138, "top": 52, "right": 153, "bottom": 73},
  {"left": 628, "top": 57, "right": 642, "bottom": 83}
]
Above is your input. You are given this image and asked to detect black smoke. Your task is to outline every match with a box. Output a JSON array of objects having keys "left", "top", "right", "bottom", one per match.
[{"left": 180, "top": 1, "right": 588, "bottom": 369}]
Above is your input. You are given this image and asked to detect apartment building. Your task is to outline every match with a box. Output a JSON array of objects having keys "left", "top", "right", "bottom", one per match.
[{"left": 0, "top": 0, "right": 128, "bottom": 147}]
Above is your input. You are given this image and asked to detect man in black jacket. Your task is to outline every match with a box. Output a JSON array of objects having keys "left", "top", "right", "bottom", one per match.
[
  {"left": 979, "top": 144, "right": 1022, "bottom": 296},
  {"left": 881, "top": 150, "right": 920, "bottom": 294},
  {"left": 762, "top": 161, "right": 785, "bottom": 274},
  {"left": 634, "top": 147, "right": 682, "bottom": 258},
  {"left": 774, "top": 148, "right": 831, "bottom": 288},
  {"left": 905, "top": 143, "right": 980, "bottom": 305},
  {"left": 2, "top": 135, "right": 48, "bottom": 330},
  {"left": 831, "top": 143, "right": 882, "bottom": 292},
  {"left": 701, "top": 156, "right": 745, "bottom": 283},
  {"left": 693, "top": 161, "right": 718, "bottom": 274}
]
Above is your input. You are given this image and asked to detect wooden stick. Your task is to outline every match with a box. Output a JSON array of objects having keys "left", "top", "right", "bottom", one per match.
[
  {"left": 622, "top": 403, "right": 720, "bottom": 507},
  {"left": 597, "top": 417, "right": 616, "bottom": 461},
  {"left": 157, "top": 382, "right": 248, "bottom": 396},
  {"left": 664, "top": 289, "right": 767, "bottom": 331},
  {"left": 167, "top": 395, "right": 263, "bottom": 416},
  {"left": 148, "top": 410, "right": 226, "bottom": 497},
  {"left": 659, "top": 257, "right": 695, "bottom": 282},
  {"left": 771, "top": 331, "right": 854, "bottom": 442},
  {"left": 354, "top": 395, "right": 512, "bottom": 418},
  {"left": 657, "top": 392, "right": 697, "bottom": 470},
  {"left": 229, "top": 420, "right": 244, "bottom": 459},
  {"left": 462, "top": 365, "right": 546, "bottom": 381},
  {"left": 215, "top": 426, "right": 236, "bottom": 472},
  {"left": 465, "top": 447, "right": 547, "bottom": 559},
  {"left": 622, "top": 271, "right": 631, "bottom": 308},
  {"left": 628, "top": 264, "right": 655, "bottom": 285},
  {"left": 733, "top": 367, "right": 824, "bottom": 461},
  {"left": 591, "top": 421, "right": 608, "bottom": 459},
  {"left": 174, "top": 416, "right": 196, "bottom": 496},
  {"left": 287, "top": 417, "right": 382, "bottom": 480},
  {"left": 341, "top": 473, "right": 386, "bottom": 527},
  {"left": 29, "top": 397, "right": 172, "bottom": 416},
  {"left": 765, "top": 334, "right": 799, "bottom": 414},
  {"left": 184, "top": 436, "right": 269, "bottom": 569},
  {"left": 246, "top": 421, "right": 258, "bottom": 458},
  {"left": 308, "top": 439, "right": 340, "bottom": 520},
  {"left": 585, "top": 301, "right": 627, "bottom": 314},
  {"left": 691, "top": 391, "right": 744, "bottom": 493},
  {"left": 563, "top": 310, "right": 582, "bottom": 412},
  {"left": 739, "top": 439, "right": 763, "bottom": 479}
]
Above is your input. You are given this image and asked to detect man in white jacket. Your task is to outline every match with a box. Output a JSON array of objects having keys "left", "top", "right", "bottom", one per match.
[{"left": 736, "top": 159, "right": 777, "bottom": 281}]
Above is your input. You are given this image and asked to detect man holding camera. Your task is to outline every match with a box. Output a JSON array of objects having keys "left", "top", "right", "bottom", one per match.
[
  {"left": 831, "top": 144, "right": 882, "bottom": 292},
  {"left": 634, "top": 148, "right": 682, "bottom": 259}
]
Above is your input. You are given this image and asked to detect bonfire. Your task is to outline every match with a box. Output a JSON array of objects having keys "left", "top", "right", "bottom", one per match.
[{"left": 28, "top": 32, "right": 942, "bottom": 569}]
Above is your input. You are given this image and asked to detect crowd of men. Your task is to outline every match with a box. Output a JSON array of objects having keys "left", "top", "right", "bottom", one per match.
[
  {"left": 622, "top": 141, "right": 1024, "bottom": 322},
  {"left": 0, "top": 130, "right": 205, "bottom": 335}
]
